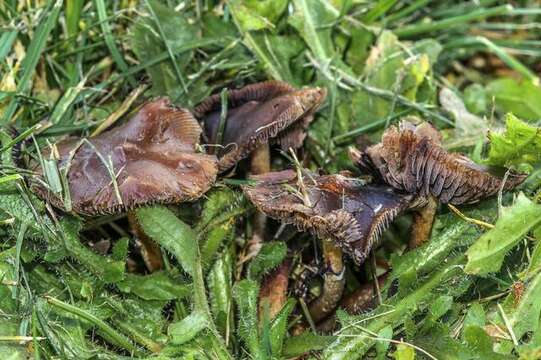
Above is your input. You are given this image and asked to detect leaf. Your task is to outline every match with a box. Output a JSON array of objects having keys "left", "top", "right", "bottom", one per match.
[
  {"left": 375, "top": 326, "right": 393, "bottom": 359},
  {"left": 289, "top": 0, "right": 340, "bottom": 68},
  {"left": 168, "top": 311, "right": 207, "bottom": 345},
  {"left": 485, "top": 113, "right": 541, "bottom": 172},
  {"left": 282, "top": 332, "right": 335, "bottom": 358},
  {"left": 463, "top": 83, "right": 488, "bottom": 115},
  {"left": 486, "top": 78, "right": 541, "bottom": 121},
  {"left": 117, "top": 271, "right": 191, "bottom": 301},
  {"left": 269, "top": 298, "right": 295, "bottom": 357},
  {"left": 131, "top": 0, "right": 197, "bottom": 102},
  {"left": 136, "top": 206, "right": 197, "bottom": 276},
  {"left": 392, "top": 343, "right": 415, "bottom": 360},
  {"left": 228, "top": 0, "right": 288, "bottom": 31},
  {"left": 233, "top": 279, "right": 263, "bottom": 359},
  {"left": 439, "top": 87, "right": 488, "bottom": 148},
  {"left": 465, "top": 193, "right": 541, "bottom": 276},
  {"left": 57, "top": 217, "right": 124, "bottom": 283},
  {"left": 247, "top": 241, "right": 287, "bottom": 280},
  {"left": 207, "top": 248, "right": 234, "bottom": 337}
]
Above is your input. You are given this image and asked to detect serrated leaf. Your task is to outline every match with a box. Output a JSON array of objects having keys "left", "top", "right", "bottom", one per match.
[
  {"left": 208, "top": 248, "right": 233, "bottom": 337},
  {"left": 269, "top": 298, "right": 295, "bottom": 357},
  {"left": 485, "top": 113, "right": 541, "bottom": 172},
  {"left": 136, "top": 206, "right": 197, "bottom": 276},
  {"left": 247, "top": 241, "right": 287, "bottom": 280},
  {"left": 59, "top": 217, "right": 125, "bottom": 283},
  {"left": 233, "top": 279, "right": 263, "bottom": 359},
  {"left": 465, "top": 193, "right": 541, "bottom": 276}
]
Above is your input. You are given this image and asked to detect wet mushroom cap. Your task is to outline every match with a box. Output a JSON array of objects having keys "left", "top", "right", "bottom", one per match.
[
  {"left": 242, "top": 169, "right": 413, "bottom": 265},
  {"left": 351, "top": 121, "right": 527, "bottom": 205},
  {"left": 32, "top": 98, "right": 218, "bottom": 216},
  {"left": 194, "top": 81, "right": 326, "bottom": 172}
]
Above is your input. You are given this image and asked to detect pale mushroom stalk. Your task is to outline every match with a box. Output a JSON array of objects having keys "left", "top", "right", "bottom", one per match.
[
  {"left": 249, "top": 144, "right": 271, "bottom": 252},
  {"left": 409, "top": 196, "right": 438, "bottom": 248}
]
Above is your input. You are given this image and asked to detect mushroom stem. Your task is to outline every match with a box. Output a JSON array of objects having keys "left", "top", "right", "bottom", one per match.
[
  {"left": 258, "top": 259, "right": 292, "bottom": 321},
  {"left": 127, "top": 211, "right": 163, "bottom": 272},
  {"left": 249, "top": 144, "right": 270, "bottom": 248},
  {"left": 316, "top": 273, "right": 387, "bottom": 333},
  {"left": 409, "top": 197, "right": 438, "bottom": 248},
  {"left": 308, "top": 239, "right": 345, "bottom": 323}
]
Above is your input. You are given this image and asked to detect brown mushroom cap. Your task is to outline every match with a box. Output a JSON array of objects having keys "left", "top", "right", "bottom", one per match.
[
  {"left": 242, "top": 169, "right": 413, "bottom": 265},
  {"left": 194, "top": 81, "right": 326, "bottom": 172},
  {"left": 351, "top": 121, "right": 527, "bottom": 205},
  {"left": 32, "top": 98, "right": 218, "bottom": 215}
]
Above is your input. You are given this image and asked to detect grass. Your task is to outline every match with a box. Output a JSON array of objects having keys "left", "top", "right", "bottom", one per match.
[{"left": 1, "top": 0, "right": 541, "bottom": 359}]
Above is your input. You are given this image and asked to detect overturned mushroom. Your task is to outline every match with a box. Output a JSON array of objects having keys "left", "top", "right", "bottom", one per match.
[
  {"left": 194, "top": 81, "right": 326, "bottom": 172},
  {"left": 351, "top": 121, "right": 526, "bottom": 205},
  {"left": 243, "top": 170, "right": 414, "bottom": 265},
  {"left": 32, "top": 98, "right": 218, "bottom": 216}
]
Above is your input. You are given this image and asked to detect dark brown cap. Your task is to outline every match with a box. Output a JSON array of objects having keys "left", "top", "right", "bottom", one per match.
[
  {"left": 351, "top": 121, "right": 526, "bottom": 205},
  {"left": 32, "top": 98, "right": 218, "bottom": 215},
  {"left": 194, "top": 81, "right": 326, "bottom": 172},
  {"left": 242, "top": 169, "right": 412, "bottom": 265}
]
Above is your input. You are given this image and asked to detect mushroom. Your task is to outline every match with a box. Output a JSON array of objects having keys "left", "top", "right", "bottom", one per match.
[
  {"left": 243, "top": 169, "right": 414, "bottom": 321},
  {"left": 350, "top": 120, "right": 527, "bottom": 247},
  {"left": 31, "top": 98, "right": 218, "bottom": 216},
  {"left": 351, "top": 121, "right": 526, "bottom": 205},
  {"left": 193, "top": 81, "right": 326, "bottom": 173}
]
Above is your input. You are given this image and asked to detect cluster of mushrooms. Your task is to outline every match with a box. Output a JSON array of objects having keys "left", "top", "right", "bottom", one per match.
[{"left": 30, "top": 81, "right": 525, "bottom": 330}]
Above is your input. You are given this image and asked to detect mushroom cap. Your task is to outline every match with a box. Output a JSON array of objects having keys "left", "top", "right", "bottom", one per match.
[
  {"left": 32, "top": 98, "right": 218, "bottom": 215},
  {"left": 351, "top": 121, "right": 527, "bottom": 205},
  {"left": 242, "top": 169, "right": 413, "bottom": 265},
  {"left": 194, "top": 81, "right": 326, "bottom": 172}
]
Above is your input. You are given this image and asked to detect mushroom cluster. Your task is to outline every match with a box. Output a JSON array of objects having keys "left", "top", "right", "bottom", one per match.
[{"left": 30, "top": 80, "right": 526, "bottom": 329}]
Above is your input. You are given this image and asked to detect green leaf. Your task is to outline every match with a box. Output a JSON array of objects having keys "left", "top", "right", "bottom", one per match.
[
  {"left": 392, "top": 343, "right": 415, "bottom": 360},
  {"left": 168, "top": 311, "right": 207, "bottom": 345},
  {"left": 208, "top": 248, "right": 234, "bottom": 337},
  {"left": 282, "top": 332, "right": 335, "bottom": 358},
  {"left": 59, "top": 217, "right": 125, "bottom": 283},
  {"left": 247, "top": 241, "right": 287, "bottom": 280},
  {"left": 269, "top": 298, "right": 296, "bottom": 357},
  {"left": 485, "top": 113, "right": 541, "bottom": 172},
  {"left": 375, "top": 326, "right": 393, "bottom": 359},
  {"left": 118, "top": 271, "right": 191, "bottom": 301},
  {"left": 233, "top": 279, "right": 263, "bottom": 359},
  {"left": 486, "top": 78, "right": 541, "bottom": 121},
  {"left": 136, "top": 206, "right": 197, "bottom": 276},
  {"left": 465, "top": 193, "right": 541, "bottom": 276},
  {"left": 463, "top": 83, "right": 488, "bottom": 115},
  {"left": 131, "top": 0, "right": 197, "bottom": 102},
  {"left": 228, "top": 0, "right": 288, "bottom": 31}
]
